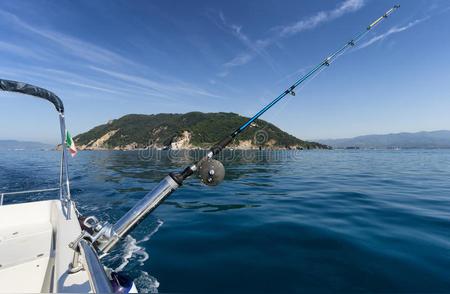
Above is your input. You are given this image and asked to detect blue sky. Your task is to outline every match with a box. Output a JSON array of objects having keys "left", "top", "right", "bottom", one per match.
[{"left": 0, "top": 0, "right": 449, "bottom": 143}]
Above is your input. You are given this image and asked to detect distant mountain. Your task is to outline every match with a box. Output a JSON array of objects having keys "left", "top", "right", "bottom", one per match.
[
  {"left": 0, "top": 140, "right": 52, "bottom": 150},
  {"left": 75, "top": 112, "right": 329, "bottom": 150},
  {"left": 317, "top": 130, "right": 450, "bottom": 149}
]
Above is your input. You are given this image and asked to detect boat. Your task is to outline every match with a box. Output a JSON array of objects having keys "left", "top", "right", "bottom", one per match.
[{"left": 0, "top": 80, "right": 137, "bottom": 293}]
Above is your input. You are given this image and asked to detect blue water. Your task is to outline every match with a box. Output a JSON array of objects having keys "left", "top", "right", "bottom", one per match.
[{"left": 1, "top": 149, "right": 450, "bottom": 292}]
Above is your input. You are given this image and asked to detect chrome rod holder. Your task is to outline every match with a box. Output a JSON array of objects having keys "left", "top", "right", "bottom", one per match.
[{"left": 97, "top": 175, "right": 179, "bottom": 253}]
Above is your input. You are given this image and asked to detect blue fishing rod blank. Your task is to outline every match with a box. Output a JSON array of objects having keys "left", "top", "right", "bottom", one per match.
[
  {"left": 170, "top": 4, "right": 401, "bottom": 184},
  {"left": 236, "top": 4, "right": 400, "bottom": 135}
]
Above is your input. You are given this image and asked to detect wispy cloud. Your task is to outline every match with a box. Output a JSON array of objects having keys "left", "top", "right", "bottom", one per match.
[
  {"left": 277, "top": 0, "right": 364, "bottom": 37},
  {"left": 357, "top": 17, "right": 428, "bottom": 50},
  {"left": 0, "top": 8, "right": 222, "bottom": 103},
  {"left": 216, "top": 12, "right": 279, "bottom": 77},
  {"left": 0, "top": 41, "right": 44, "bottom": 60},
  {"left": 223, "top": 53, "right": 253, "bottom": 68},
  {"left": 0, "top": 66, "right": 144, "bottom": 101},
  {"left": 218, "top": 53, "right": 253, "bottom": 77},
  {"left": 0, "top": 9, "right": 134, "bottom": 66},
  {"left": 90, "top": 66, "right": 221, "bottom": 99},
  {"left": 216, "top": 0, "right": 365, "bottom": 76}
]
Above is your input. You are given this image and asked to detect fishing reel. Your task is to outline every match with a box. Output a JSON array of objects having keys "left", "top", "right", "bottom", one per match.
[{"left": 197, "top": 158, "right": 225, "bottom": 186}]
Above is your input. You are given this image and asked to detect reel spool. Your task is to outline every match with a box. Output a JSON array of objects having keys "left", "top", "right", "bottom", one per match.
[{"left": 198, "top": 159, "right": 225, "bottom": 186}]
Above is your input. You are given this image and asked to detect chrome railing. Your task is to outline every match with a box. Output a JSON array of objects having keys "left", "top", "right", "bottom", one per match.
[
  {"left": 0, "top": 187, "right": 60, "bottom": 205},
  {"left": 78, "top": 239, "right": 114, "bottom": 293},
  {"left": 58, "top": 112, "right": 73, "bottom": 219}
]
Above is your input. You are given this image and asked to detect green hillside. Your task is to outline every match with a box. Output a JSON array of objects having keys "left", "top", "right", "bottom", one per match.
[{"left": 74, "top": 112, "right": 329, "bottom": 150}]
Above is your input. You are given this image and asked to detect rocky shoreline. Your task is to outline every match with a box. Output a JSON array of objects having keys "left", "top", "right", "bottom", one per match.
[{"left": 77, "top": 131, "right": 328, "bottom": 151}]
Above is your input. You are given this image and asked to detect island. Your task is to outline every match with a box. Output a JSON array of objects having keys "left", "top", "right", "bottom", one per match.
[{"left": 74, "top": 112, "right": 329, "bottom": 150}]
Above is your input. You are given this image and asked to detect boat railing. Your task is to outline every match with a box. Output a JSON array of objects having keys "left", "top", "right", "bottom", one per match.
[
  {"left": 0, "top": 187, "right": 60, "bottom": 205},
  {"left": 78, "top": 239, "right": 114, "bottom": 293},
  {"left": 1, "top": 79, "right": 72, "bottom": 219}
]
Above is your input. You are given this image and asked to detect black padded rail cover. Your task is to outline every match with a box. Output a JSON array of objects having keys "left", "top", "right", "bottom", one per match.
[{"left": 0, "top": 79, "right": 64, "bottom": 113}]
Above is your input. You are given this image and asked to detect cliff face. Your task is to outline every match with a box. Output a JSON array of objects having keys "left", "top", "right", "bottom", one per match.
[{"left": 74, "top": 112, "right": 329, "bottom": 150}]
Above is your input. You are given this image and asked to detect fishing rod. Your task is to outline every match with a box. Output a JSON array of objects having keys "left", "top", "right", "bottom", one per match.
[
  {"left": 170, "top": 4, "right": 401, "bottom": 185},
  {"left": 88, "top": 5, "right": 401, "bottom": 253}
]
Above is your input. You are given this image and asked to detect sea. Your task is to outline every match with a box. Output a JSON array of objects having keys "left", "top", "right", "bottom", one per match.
[{"left": 1, "top": 149, "right": 450, "bottom": 293}]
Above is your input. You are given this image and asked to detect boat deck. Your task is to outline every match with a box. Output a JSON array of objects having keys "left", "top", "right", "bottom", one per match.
[{"left": 0, "top": 200, "right": 92, "bottom": 293}]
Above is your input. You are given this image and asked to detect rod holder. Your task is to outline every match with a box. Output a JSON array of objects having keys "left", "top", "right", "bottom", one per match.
[{"left": 97, "top": 175, "right": 179, "bottom": 253}]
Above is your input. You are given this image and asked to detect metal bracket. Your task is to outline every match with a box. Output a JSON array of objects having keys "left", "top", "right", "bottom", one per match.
[{"left": 68, "top": 217, "right": 116, "bottom": 273}]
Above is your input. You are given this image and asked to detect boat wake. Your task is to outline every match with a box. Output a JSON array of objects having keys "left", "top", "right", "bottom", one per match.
[
  {"left": 136, "top": 219, "right": 164, "bottom": 245},
  {"left": 134, "top": 271, "right": 161, "bottom": 293},
  {"left": 114, "top": 235, "right": 149, "bottom": 272},
  {"left": 113, "top": 219, "right": 164, "bottom": 293}
]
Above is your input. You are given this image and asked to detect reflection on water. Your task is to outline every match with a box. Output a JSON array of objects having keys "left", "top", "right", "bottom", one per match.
[{"left": 164, "top": 200, "right": 260, "bottom": 212}]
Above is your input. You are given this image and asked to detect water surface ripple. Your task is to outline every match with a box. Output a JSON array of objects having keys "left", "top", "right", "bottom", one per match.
[{"left": 1, "top": 150, "right": 450, "bottom": 292}]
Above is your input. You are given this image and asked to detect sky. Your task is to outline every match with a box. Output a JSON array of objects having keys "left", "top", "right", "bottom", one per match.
[{"left": 0, "top": 0, "right": 449, "bottom": 143}]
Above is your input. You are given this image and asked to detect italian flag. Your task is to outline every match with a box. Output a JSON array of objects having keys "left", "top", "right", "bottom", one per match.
[{"left": 66, "top": 131, "right": 77, "bottom": 157}]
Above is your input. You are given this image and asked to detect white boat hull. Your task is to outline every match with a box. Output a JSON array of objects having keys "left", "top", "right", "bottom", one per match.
[{"left": 0, "top": 200, "right": 92, "bottom": 293}]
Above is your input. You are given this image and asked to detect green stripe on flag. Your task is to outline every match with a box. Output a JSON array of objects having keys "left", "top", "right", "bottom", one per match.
[
  {"left": 66, "top": 131, "right": 73, "bottom": 147},
  {"left": 66, "top": 130, "right": 77, "bottom": 157}
]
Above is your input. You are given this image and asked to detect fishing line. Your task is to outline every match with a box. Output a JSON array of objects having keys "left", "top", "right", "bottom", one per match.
[{"left": 269, "top": 65, "right": 328, "bottom": 120}]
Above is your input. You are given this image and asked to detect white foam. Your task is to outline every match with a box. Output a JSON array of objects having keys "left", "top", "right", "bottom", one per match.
[
  {"left": 137, "top": 219, "right": 164, "bottom": 244},
  {"left": 114, "top": 219, "right": 164, "bottom": 271},
  {"left": 115, "top": 235, "right": 140, "bottom": 272},
  {"left": 134, "top": 271, "right": 160, "bottom": 293}
]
